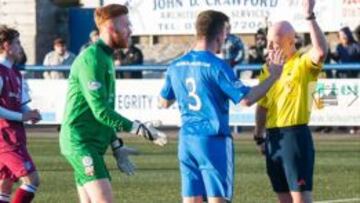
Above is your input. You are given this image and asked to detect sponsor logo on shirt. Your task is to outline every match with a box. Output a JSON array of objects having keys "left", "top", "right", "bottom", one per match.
[
  {"left": 175, "top": 61, "right": 211, "bottom": 68},
  {"left": 87, "top": 81, "right": 102, "bottom": 91}
]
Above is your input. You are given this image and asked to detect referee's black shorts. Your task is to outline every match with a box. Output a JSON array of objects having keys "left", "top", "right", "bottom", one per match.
[{"left": 265, "top": 124, "right": 315, "bottom": 192}]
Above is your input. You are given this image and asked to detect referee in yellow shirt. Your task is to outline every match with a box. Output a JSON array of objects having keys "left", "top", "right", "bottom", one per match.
[{"left": 254, "top": 0, "right": 328, "bottom": 203}]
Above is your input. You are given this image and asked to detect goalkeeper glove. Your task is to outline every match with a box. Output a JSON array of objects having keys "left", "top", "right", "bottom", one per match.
[
  {"left": 111, "top": 138, "right": 139, "bottom": 176},
  {"left": 131, "top": 120, "right": 167, "bottom": 146}
]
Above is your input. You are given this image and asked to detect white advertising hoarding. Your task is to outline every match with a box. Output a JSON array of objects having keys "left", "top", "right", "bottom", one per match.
[
  {"left": 100, "top": 0, "right": 357, "bottom": 35},
  {"left": 309, "top": 79, "right": 360, "bottom": 126},
  {"left": 27, "top": 79, "right": 360, "bottom": 126},
  {"left": 113, "top": 80, "right": 181, "bottom": 125},
  {"left": 27, "top": 80, "right": 68, "bottom": 124}
]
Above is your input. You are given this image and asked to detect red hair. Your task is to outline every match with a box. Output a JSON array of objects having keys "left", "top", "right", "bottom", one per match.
[{"left": 94, "top": 4, "right": 128, "bottom": 29}]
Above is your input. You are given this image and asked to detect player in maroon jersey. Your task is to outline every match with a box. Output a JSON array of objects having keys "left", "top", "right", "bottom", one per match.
[{"left": 0, "top": 25, "right": 41, "bottom": 203}]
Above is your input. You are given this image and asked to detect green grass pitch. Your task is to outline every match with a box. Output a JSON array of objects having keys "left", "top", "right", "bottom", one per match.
[{"left": 23, "top": 132, "right": 360, "bottom": 203}]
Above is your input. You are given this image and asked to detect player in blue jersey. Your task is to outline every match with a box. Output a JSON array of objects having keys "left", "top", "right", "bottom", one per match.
[{"left": 159, "top": 10, "right": 285, "bottom": 203}]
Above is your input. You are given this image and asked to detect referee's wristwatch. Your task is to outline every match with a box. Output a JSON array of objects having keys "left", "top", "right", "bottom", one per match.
[
  {"left": 253, "top": 135, "right": 265, "bottom": 146},
  {"left": 305, "top": 12, "right": 316, "bottom": 20}
]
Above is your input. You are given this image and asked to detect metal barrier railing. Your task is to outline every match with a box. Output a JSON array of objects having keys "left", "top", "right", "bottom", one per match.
[{"left": 23, "top": 63, "right": 360, "bottom": 72}]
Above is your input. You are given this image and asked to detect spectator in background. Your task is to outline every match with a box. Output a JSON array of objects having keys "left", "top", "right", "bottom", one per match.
[
  {"left": 221, "top": 20, "right": 245, "bottom": 77},
  {"left": 14, "top": 45, "right": 32, "bottom": 126},
  {"left": 118, "top": 37, "right": 143, "bottom": 78},
  {"left": 354, "top": 25, "right": 360, "bottom": 42},
  {"left": 330, "top": 26, "right": 360, "bottom": 135},
  {"left": 322, "top": 32, "right": 334, "bottom": 78},
  {"left": 113, "top": 49, "right": 122, "bottom": 67},
  {"left": 221, "top": 21, "right": 246, "bottom": 133},
  {"left": 331, "top": 26, "right": 360, "bottom": 78},
  {"left": 80, "top": 30, "right": 99, "bottom": 52},
  {"left": 43, "top": 38, "right": 76, "bottom": 79},
  {"left": 248, "top": 28, "right": 267, "bottom": 78},
  {"left": 15, "top": 46, "right": 43, "bottom": 79},
  {"left": 14, "top": 46, "right": 27, "bottom": 69},
  {"left": 14, "top": 46, "right": 30, "bottom": 86}
]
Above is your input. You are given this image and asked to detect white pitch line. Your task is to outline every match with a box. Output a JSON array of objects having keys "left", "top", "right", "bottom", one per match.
[{"left": 315, "top": 198, "right": 360, "bottom": 203}]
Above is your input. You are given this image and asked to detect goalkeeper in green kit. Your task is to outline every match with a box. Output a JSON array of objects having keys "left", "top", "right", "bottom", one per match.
[{"left": 59, "top": 4, "right": 167, "bottom": 203}]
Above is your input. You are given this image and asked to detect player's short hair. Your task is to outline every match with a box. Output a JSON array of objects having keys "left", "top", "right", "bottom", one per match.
[
  {"left": 0, "top": 25, "right": 19, "bottom": 52},
  {"left": 53, "top": 37, "right": 66, "bottom": 46},
  {"left": 94, "top": 4, "right": 128, "bottom": 29},
  {"left": 195, "top": 10, "right": 229, "bottom": 42}
]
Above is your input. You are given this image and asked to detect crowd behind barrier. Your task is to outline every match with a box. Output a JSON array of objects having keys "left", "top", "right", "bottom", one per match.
[{"left": 22, "top": 63, "right": 360, "bottom": 73}]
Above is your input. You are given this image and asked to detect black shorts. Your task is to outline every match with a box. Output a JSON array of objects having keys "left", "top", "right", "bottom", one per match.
[{"left": 265, "top": 124, "right": 315, "bottom": 192}]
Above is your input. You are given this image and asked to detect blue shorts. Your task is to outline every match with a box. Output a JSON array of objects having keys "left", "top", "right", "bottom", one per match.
[
  {"left": 178, "top": 135, "right": 234, "bottom": 201},
  {"left": 265, "top": 124, "right": 315, "bottom": 192}
]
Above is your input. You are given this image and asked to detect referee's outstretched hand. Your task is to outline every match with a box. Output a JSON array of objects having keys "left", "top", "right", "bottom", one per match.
[{"left": 267, "top": 48, "right": 285, "bottom": 79}]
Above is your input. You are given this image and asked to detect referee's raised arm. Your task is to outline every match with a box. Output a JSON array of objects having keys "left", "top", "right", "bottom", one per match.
[{"left": 303, "top": 0, "right": 328, "bottom": 64}]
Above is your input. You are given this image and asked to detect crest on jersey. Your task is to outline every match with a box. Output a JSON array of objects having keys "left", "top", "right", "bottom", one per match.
[
  {"left": 82, "top": 156, "right": 93, "bottom": 167},
  {"left": 87, "top": 81, "right": 102, "bottom": 91},
  {"left": 82, "top": 156, "right": 95, "bottom": 176},
  {"left": 24, "top": 161, "right": 33, "bottom": 171}
]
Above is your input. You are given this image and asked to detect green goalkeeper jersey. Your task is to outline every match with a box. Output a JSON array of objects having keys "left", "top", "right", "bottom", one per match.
[{"left": 60, "top": 39, "right": 133, "bottom": 155}]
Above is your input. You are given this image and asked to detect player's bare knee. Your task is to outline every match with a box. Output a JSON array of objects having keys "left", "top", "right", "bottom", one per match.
[
  {"left": 79, "top": 196, "right": 91, "bottom": 203},
  {"left": 93, "top": 198, "right": 113, "bottom": 203},
  {"left": 183, "top": 196, "right": 203, "bottom": 203},
  {"left": 21, "top": 171, "right": 40, "bottom": 187},
  {"left": 290, "top": 191, "right": 312, "bottom": 203},
  {"left": 277, "top": 192, "right": 293, "bottom": 203},
  {"left": 207, "top": 197, "right": 227, "bottom": 203},
  {"left": 29, "top": 172, "right": 40, "bottom": 187}
]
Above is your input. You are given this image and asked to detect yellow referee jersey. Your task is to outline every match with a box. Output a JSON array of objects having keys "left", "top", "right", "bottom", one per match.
[{"left": 258, "top": 51, "right": 323, "bottom": 128}]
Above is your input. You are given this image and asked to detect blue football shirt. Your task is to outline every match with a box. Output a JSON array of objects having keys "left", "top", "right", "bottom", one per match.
[{"left": 160, "top": 50, "right": 250, "bottom": 136}]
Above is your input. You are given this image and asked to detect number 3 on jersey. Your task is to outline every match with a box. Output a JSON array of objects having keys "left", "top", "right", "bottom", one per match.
[{"left": 186, "top": 77, "right": 202, "bottom": 111}]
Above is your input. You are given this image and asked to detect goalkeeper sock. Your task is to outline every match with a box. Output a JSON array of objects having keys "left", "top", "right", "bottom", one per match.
[
  {"left": 0, "top": 192, "right": 10, "bottom": 203},
  {"left": 12, "top": 184, "right": 37, "bottom": 203}
]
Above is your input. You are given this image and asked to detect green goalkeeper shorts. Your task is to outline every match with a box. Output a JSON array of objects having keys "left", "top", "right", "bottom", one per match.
[{"left": 64, "top": 149, "right": 111, "bottom": 186}]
